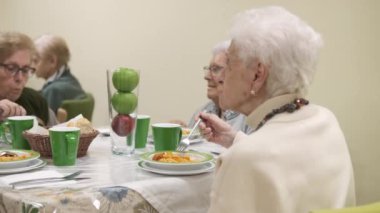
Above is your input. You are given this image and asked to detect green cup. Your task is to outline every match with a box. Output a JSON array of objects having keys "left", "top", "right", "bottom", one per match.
[
  {"left": 0, "top": 116, "right": 35, "bottom": 149},
  {"left": 152, "top": 123, "right": 182, "bottom": 151},
  {"left": 135, "top": 115, "right": 151, "bottom": 149},
  {"left": 49, "top": 126, "right": 80, "bottom": 166}
]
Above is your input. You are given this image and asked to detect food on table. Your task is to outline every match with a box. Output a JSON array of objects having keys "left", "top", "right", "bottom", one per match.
[
  {"left": 112, "top": 67, "right": 140, "bottom": 92},
  {"left": 67, "top": 117, "right": 94, "bottom": 134},
  {"left": 111, "top": 92, "right": 138, "bottom": 114},
  {"left": 0, "top": 152, "right": 30, "bottom": 162},
  {"left": 152, "top": 152, "right": 195, "bottom": 163},
  {"left": 181, "top": 128, "right": 200, "bottom": 138},
  {"left": 110, "top": 67, "right": 139, "bottom": 137},
  {"left": 182, "top": 128, "right": 191, "bottom": 136},
  {"left": 111, "top": 114, "right": 135, "bottom": 136}
]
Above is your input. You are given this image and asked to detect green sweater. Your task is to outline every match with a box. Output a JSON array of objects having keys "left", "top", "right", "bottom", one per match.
[
  {"left": 41, "top": 68, "right": 85, "bottom": 113},
  {"left": 15, "top": 87, "right": 49, "bottom": 125}
]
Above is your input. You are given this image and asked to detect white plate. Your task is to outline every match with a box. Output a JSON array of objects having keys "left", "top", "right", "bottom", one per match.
[
  {"left": 0, "top": 150, "right": 40, "bottom": 169},
  {"left": 0, "top": 159, "right": 46, "bottom": 175},
  {"left": 181, "top": 127, "right": 201, "bottom": 138},
  {"left": 140, "top": 151, "right": 214, "bottom": 169},
  {"left": 138, "top": 161, "right": 215, "bottom": 175}
]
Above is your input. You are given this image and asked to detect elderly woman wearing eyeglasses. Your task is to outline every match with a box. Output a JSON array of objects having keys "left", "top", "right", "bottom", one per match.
[
  {"left": 199, "top": 6, "right": 355, "bottom": 213},
  {"left": 171, "top": 41, "right": 252, "bottom": 134},
  {"left": 187, "top": 40, "right": 252, "bottom": 134},
  {"left": 0, "top": 31, "right": 54, "bottom": 125}
]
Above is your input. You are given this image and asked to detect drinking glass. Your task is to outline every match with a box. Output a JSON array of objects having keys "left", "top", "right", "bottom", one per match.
[{"left": 107, "top": 68, "right": 139, "bottom": 155}]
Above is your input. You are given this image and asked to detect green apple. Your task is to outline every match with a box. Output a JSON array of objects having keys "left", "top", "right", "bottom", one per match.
[
  {"left": 111, "top": 92, "right": 138, "bottom": 114},
  {"left": 112, "top": 67, "right": 139, "bottom": 92}
]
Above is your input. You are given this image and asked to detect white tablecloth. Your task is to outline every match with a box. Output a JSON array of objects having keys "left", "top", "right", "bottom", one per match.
[{"left": 0, "top": 135, "right": 225, "bottom": 213}]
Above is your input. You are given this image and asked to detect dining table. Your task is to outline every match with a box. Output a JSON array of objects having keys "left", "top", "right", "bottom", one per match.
[{"left": 0, "top": 133, "right": 225, "bottom": 213}]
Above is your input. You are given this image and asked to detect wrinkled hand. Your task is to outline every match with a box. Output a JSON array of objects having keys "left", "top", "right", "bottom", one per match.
[
  {"left": 198, "top": 112, "right": 237, "bottom": 148},
  {"left": 0, "top": 99, "right": 26, "bottom": 121}
]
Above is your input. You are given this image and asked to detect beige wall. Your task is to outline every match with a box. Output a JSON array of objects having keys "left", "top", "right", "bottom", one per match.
[{"left": 1, "top": 0, "right": 379, "bottom": 205}]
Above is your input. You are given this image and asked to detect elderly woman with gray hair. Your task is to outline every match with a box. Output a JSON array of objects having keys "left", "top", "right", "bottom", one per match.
[
  {"left": 33, "top": 34, "right": 85, "bottom": 113},
  {"left": 199, "top": 6, "right": 355, "bottom": 213}
]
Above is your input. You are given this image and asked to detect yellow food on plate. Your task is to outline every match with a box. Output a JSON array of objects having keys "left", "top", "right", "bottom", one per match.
[
  {"left": 152, "top": 152, "right": 194, "bottom": 163},
  {"left": 0, "top": 153, "right": 30, "bottom": 162},
  {"left": 182, "top": 128, "right": 190, "bottom": 136}
]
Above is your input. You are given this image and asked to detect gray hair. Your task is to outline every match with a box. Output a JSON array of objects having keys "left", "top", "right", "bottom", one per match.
[
  {"left": 230, "top": 6, "right": 323, "bottom": 96},
  {"left": 212, "top": 40, "right": 231, "bottom": 57},
  {"left": 34, "top": 34, "right": 70, "bottom": 67}
]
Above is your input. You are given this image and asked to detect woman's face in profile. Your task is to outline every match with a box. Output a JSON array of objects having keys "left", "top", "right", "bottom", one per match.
[
  {"left": 32, "top": 48, "right": 55, "bottom": 79},
  {"left": 219, "top": 42, "right": 252, "bottom": 111},
  {"left": 204, "top": 52, "right": 227, "bottom": 104}
]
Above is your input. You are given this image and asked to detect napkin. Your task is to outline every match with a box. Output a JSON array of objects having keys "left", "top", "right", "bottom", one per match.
[
  {"left": 57, "top": 114, "right": 84, "bottom": 127},
  {"left": 27, "top": 116, "right": 48, "bottom": 135},
  {"left": 0, "top": 170, "right": 76, "bottom": 190},
  {"left": 124, "top": 175, "right": 213, "bottom": 213}
]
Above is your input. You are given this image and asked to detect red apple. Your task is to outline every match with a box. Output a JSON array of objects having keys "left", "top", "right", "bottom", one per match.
[{"left": 111, "top": 114, "right": 135, "bottom": 136}]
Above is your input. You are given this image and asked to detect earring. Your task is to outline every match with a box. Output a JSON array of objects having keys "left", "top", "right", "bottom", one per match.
[{"left": 250, "top": 90, "right": 256, "bottom": 96}]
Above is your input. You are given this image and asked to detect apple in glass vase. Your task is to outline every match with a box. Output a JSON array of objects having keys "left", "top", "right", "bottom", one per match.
[
  {"left": 112, "top": 67, "right": 139, "bottom": 92},
  {"left": 111, "top": 92, "right": 138, "bottom": 115},
  {"left": 111, "top": 114, "right": 135, "bottom": 136}
]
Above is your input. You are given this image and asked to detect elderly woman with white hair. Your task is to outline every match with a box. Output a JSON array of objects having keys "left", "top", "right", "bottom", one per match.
[
  {"left": 186, "top": 40, "right": 251, "bottom": 133},
  {"left": 33, "top": 34, "right": 85, "bottom": 113},
  {"left": 199, "top": 6, "right": 355, "bottom": 213}
]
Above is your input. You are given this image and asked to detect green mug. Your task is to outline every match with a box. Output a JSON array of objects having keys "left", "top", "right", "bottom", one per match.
[
  {"left": 152, "top": 123, "right": 182, "bottom": 151},
  {"left": 135, "top": 115, "right": 151, "bottom": 149},
  {"left": 0, "top": 116, "right": 35, "bottom": 149},
  {"left": 49, "top": 126, "right": 80, "bottom": 166}
]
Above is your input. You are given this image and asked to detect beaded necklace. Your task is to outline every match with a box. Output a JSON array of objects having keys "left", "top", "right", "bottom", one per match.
[{"left": 255, "top": 98, "right": 309, "bottom": 131}]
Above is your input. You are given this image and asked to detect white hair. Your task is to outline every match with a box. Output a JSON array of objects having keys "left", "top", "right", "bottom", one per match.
[
  {"left": 230, "top": 6, "right": 323, "bottom": 96},
  {"left": 212, "top": 40, "right": 231, "bottom": 56}
]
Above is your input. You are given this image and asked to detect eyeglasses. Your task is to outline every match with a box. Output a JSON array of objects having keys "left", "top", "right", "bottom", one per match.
[
  {"left": 0, "top": 63, "right": 35, "bottom": 78},
  {"left": 203, "top": 65, "right": 224, "bottom": 76}
]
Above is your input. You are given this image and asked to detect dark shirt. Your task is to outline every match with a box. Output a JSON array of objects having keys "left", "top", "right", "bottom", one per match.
[{"left": 15, "top": 87, "right": 49, "bottom": 125}]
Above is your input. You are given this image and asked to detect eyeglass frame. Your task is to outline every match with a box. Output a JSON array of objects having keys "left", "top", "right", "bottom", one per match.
[
  {"left": 203, "top": 65, "right": 225, "bottom": 78},
  {"left": 0, "top": 63, "right": 35, "bottom": 78}
]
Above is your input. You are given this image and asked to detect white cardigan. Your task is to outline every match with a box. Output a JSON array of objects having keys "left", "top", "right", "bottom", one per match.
[{"left": 208, "top": 94, "right": 355, "bottom": 213}]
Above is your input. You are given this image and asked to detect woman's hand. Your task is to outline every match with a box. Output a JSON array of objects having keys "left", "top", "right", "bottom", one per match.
[
  {"left": 0, "top": 99, "right": 26, "bottom": 121},
  {"left": 198, "top": 112, "right": 237, "bottom": 148}
]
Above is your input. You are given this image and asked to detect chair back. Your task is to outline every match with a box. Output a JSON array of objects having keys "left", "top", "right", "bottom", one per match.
[
  {"left": 310, "top": 202, "right": 380, "bottom": 213},
  {"left": 60, "top": 93, "right": 95, "bottom": 121}
]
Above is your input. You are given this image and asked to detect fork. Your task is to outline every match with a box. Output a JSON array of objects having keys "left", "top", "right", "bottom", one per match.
[
  {"left": 176, "top": 118, "right": 202, "bottom": 152},
  {"left": 9, "top": 171, "right": 85, "bottom": 187}
]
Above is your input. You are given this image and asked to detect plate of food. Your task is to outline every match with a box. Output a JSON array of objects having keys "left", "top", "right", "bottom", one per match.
[
  {"left": 140, "top": 151, "right": 214, "bottom": 170},
  {"left": 138, "top": 160, "right": 215, "bottom": 175},
  {"left": 0, "top": 150, "right": 40, "bottom": 169}
]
